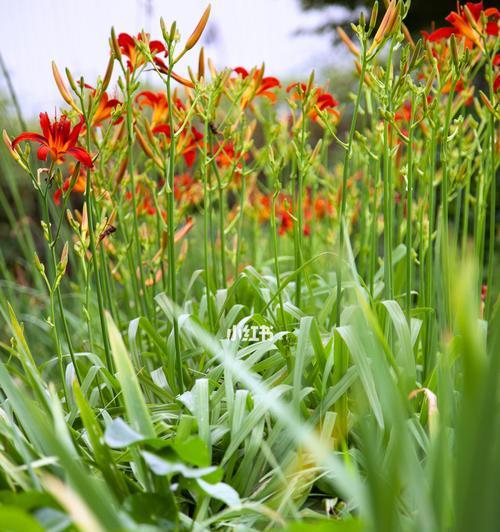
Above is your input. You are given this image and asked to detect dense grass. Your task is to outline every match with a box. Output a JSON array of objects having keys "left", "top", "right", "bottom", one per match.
[{"left": 0, "top": 2, "right": 498, "bottom": 530}]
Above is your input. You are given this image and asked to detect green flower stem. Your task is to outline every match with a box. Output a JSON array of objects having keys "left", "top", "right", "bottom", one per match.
[
  {"left": 82, "top": 114, "right": 113, "bottom": 373},
  {"left": 164, "top": 52, "right": 184, "bottom": 393},
  {"left": 440, "top": 77, "right": 458, "bottom": 327},
  {"left": 382, "top": 39, "right": 395, "bottom": 302},
  {"left": 42, "top": 190, "right": 81, "bottom": 387},
  {"left": 336, "top": 43, "right": 367, "bottom": 325},
  {"left": 208, "top": 130, "right": 227, "bottom": 289},
  {"left": 125, "top": 82, "right": 150, "bottom": 319},
  {"left": 202, "top": 113, "right": 215, "bottom": 332},
  {"left": 406, "top": 90, "right": 416, "bottom": 323}
]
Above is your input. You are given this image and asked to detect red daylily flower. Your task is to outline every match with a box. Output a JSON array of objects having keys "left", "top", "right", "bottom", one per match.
[
  {"left": 54, "top": 165, "right": 87, "bottom": 205},
  {"left": 118, "top": 32, "right": 167, "bottom": 71},
  {"left": 12, "top": 113, "right": 93, "bottom": 167},
  {"left": 153, "top": 124, "right": 204, "bottom": 167},
  {"left": 423, "top": 2, "right": 499, "bottom": 50},
  {"left": 125, "top": 184, "right": 158, "bottom": 216},
  {"left": 214, "top": 141, "right": 248, "bottom": 170},
  {"left": 287, "top": 83, "right": 340, "bottom": 123},
  {"left": 234, "top": 66, "right": 281, "bottom": 108},
  {"left": 174, "top": 173, "right": 203, "bottom": 206}
]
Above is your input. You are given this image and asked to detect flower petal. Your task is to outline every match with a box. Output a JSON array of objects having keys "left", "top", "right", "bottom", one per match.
[{"left": 67, "top": 146, "right": 93, "bottom": 167}]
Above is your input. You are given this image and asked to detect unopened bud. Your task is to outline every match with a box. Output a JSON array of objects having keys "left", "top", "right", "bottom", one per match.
[
  {"left": 169, "top": 21, "right": 177, "bottom": 44},
  {"left": 185, "top": 5, "right": 211, "bottom": 51},
  {"left": 160, "top": 17, "right": 169, "bottom": 43},
  {"left": 369, "top": 1, "right": 379, "bottom": 33},
  {"left": 337, "top": 27, "right": 360, "bottom": 57},
  {"left": 110, "top": 27, "right": 122, "bottom": 61},
  {"left": 52, "top": 62, "right": 80, "bottom": 112},
  {"left": 101, "top": 55, "right": 114, "bottom": 93},
  {"left": 450, "top": 34, "right": 460, "bottom": 71},
  {"left": 198, "top": 46, "right": 205, "bottom": 80}
]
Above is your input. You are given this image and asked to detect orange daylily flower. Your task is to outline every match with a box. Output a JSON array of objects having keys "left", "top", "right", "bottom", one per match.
[
  {"left": 118, "top": 32, "right": 167, "bottom": 71},
  {"left": 12, "top": 113, "right": 93, "bottom": 167},
  {"left": 423, "top": 2, "right": 499, "bottom": 50},
  {"left": 234, "top": 67, "right": 281, "bottom": 108},
  {"left": 136, "top": 91, "right": 184, "bottom": 128},
  {"left": 87, "top": 86, "right": 122, "bottom": 127}
]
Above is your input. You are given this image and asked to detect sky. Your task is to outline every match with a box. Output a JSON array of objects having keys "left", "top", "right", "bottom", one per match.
[{"left": 0, "top": 0, "right": 357, "bottom": 117}]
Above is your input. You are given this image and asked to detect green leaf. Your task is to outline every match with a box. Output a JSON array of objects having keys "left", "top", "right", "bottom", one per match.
[
  {"left": 196, "top": 478, "right": 241, "bottom": 508},
  {"left": 142, "top": 451, "right": 217, "bottom": 479},
  {"left": 0, "top": 506, "right": 44, "bottom": 532},
  {"left": 106, "top": 312, "right": 155, "bottom": 439},
  {"left": 104, "top": 417, "right": 145, "bottom": 448},
  {"left": 171, "top": 437, "right": 210, "bottom": 468}
]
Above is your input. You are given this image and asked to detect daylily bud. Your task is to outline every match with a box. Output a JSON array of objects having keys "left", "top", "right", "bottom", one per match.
[
  {"left": 450, "top": 34, "right": 460, "bottom": 71},
  {"left": 187, "top": 66, "right": 197, "bottom": 87},
  {"left": 245, "top": 119, "right": 257, "bottom": 144},
  {"left": 408, "top": 38, "right": 422, "bottom": 72},
  {"left": 369, "top": 0, "right": 399, "bottom": 54},
  {"left": 160, "top": 17, "right": 169, "bottom": 43},
  {"left": 3, "top": 130, "right": 28, "bottom": 171},
  {"left": 463, "top": 4, "right": 481, "bottom": 33},
  {"left": 369, "top": 1, "right": 379, "bottom": 33},
  {"left": 184, "top": 5, "right": 211, "bottom": 51},
  {"left": 110, "top": 27, "right": 122, "bottom": 61},
  {"left": 134, "top": 125, "right": 164, "bottom": 169},
  {"left": 306, "top": 70, "right": 315, "bottom": 94},
  {"left": 33, "top": 252, "right": 47, "bottom": 280},
  {"left": 198, "top": 46, "right": 205, "bottom": 80},
  {"left": 479, "top": 91, "right": 496, "bottom": 115},
  {"left": 101, "top": 55, "right": 114, "bottom": 93},
  {"left": 59, "top": 242, "right": 69, "bottom": 274},
  {"left": 65, "top": 67, "right": 78, "bottom": 93},
  {"left": 81, "top": 203, "right": 88, "bottom": 237},
  {"left": 337, "top": 27, "right": 360, "bottom": 57},
  {"left": 207, "top": 57, "right": 218, "bottom": 78},
  {"left": 359, "top": 10, "right": 366, "bottom": 29},
  {"left": 52, "top": 62, "right": 80, "bottom": 113},
  {"left": 310, "top": 138, "right": 323, "bottom": 162},
  {"left": 115, "top": 157, "right": 128, "bottom": 186},
  {"left": 169, "top": 69, "right": 195, "bottom": 88},
  {"left": 169, "top": 21, "right": 177, "bottom": 44}
]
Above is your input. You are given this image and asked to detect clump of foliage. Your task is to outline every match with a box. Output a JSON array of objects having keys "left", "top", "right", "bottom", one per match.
[{"left": 0, "top": 1, "right": 498, "bottom": 530}]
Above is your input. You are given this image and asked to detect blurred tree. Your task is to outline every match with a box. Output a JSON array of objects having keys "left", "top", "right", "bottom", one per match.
[{"left": 300, "top": 0, "right": 497, "bottom": 35}]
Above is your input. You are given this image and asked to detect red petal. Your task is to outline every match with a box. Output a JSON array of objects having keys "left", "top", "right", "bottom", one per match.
[
  {"left": 67, "top": 146, "right": 93, "bottom": 167},
  {"left": 39, "top": 112, "right": 51, "bottom": 138},
  {"left": 11, "top": 132, "right": 47, "bottom": 149},
  {"left": 153, "top": 124, "right": 172, "bottom": 137},
  {"left": 53, "top": 188, "right": 63, "bottom": 205},
  {"left": 464, "top": 2, "right": 484, "bottom": 20},
  {"left": 261, "top": 76, "right": 281, "bottom": 89},
  {"left": 183, "top": 148, "right": 196, "bottom": 168},
  {"left": 37, "top": 145, "right": 50, "bottom": 161},
  {"left": 423, "top": 27, "right": 459, "bottom": 41},
  {"left": 234, "top": 67, "right": 249, "bottom": 78},
  {"left": 486, "top": 21, "right": 499, "bottom": 36},
  {"left": 118, "top": 33, "right": 134, "bottom": 48},
  {"left": 149, "top": 40, "right": 166, "bottom": 55}
]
